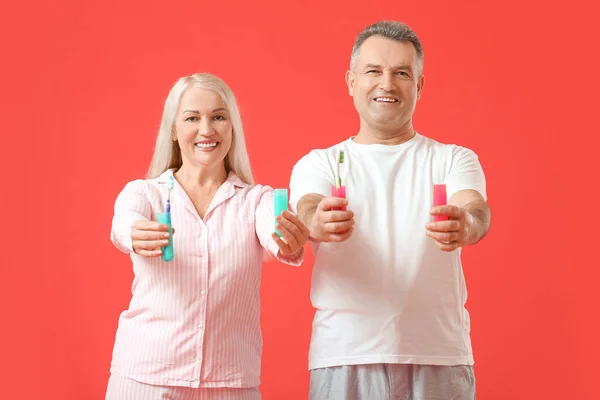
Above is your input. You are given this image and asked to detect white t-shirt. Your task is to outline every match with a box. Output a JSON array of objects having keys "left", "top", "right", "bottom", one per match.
[{"left": 289, "top": 133, "right": 487, "bottom": 370}]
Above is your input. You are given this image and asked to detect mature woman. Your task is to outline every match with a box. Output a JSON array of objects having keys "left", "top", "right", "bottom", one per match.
[{"left": 106, "top": 73, "right": 309, "bottom": 399}]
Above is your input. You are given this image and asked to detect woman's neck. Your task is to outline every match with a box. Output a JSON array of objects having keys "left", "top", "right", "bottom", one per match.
[{"left": 174, "top": 163, "right": 228, "bottom": 190}]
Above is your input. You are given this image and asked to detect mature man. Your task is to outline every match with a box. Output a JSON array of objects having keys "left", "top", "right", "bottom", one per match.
[{"left": 289, "top": 21, "right": 491, "bottom": 399}]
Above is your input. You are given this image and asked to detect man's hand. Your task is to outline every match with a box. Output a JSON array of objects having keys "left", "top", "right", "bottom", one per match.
[
  {"left": 426, "top": 205, "right": 476, "bottom": 252},
  {"left": 306, "top": 196, "right": 355, "bottom": 242},
  {"left": 426, "top": 189, "right": 491, "bottom": 252}
]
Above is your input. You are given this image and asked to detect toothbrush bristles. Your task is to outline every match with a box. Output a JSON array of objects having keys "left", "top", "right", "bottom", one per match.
[{"left": 336, "top": 151, "right": 345, "bottom": 188}]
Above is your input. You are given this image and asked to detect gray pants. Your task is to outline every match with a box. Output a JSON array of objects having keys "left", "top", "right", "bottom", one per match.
[{"left": 309, "top": 364, "right": 475, "bottom": 400}]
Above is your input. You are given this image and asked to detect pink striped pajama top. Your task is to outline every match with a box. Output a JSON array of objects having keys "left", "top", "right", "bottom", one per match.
[{"left": 109, "top": 169, "right": 303, "bottom": 389}]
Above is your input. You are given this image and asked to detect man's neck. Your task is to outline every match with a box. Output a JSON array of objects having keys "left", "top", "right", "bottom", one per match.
[{"left": 353, "top": 121, "right": 416, "bottom": 145}]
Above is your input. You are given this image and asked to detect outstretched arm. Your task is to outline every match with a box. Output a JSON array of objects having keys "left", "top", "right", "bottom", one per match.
[{"left": 426, "top": 189, "right": 491, "bottom": 252}]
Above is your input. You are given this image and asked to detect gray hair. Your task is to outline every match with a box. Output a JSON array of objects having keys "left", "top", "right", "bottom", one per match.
[
  {"left": 350, "top": 20, "right": 424, "bottom": 74},
  {"left": 147, "top": 73, "right": 254, "bottom": 184}
]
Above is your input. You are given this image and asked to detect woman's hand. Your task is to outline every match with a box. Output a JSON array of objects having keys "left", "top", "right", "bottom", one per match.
[
  {"left": 272, "top": 211, "right": 310, "bottom": 257},
  {"left": 131, "top": 220, "right": 175, "bottom": 257}
]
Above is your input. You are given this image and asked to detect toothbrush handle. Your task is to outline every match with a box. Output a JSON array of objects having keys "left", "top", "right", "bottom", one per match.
[
  {"left": 274, "top": 189, "right": 289, "bottom": 237},
  {"left": 157, "top": 212, "right": 174, "bottom": 261},
  {"left": 433, "top": 184, "right": 448, "bottom": 221},
  {"left": 331, "top": 185, "right": 347, "bottom": 211}
]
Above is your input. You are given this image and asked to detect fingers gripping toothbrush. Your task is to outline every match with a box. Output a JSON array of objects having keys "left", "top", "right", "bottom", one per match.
[
  {"left": 331, "top": 150, "right": 347, "bottom": 210},
  {"left": 157, "top": 176, "right": 175, "bottom": 261}
]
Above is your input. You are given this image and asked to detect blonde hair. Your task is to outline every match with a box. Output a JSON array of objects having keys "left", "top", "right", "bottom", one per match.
[{"left": 147, "top": 73, "right": 254, "bottom": 184}]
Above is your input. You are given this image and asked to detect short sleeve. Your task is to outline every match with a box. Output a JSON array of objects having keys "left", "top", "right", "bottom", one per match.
[
  {"left": 446, "top": 147, "right": 487, "bottom": 201},
  {"left": 289, "top": 149, "right": 335, "bottom": 214}
]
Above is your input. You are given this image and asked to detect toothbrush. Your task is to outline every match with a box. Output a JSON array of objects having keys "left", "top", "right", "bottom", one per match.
[
  {"left": 336, "top": 150, "right": 345, "bottom": 188},
  {"left": 166, "top": 176, "right": 174, "bottom": 213},
  {"left": 157, "top": 176, "right": 175, "bottom": 261},
  {"left": 433, "top": 184, "right": 448, "bottom": 221},
  {"left": 332, "top": 150, "right": 347, "bottom": 210},
  {"left": 274, "top": 189, "right": 288, "bottom": 237}
]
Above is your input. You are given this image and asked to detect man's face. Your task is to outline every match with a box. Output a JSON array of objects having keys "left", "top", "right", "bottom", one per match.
[{"left": 346, "top": 36, "right": 424, "bottom": 134}]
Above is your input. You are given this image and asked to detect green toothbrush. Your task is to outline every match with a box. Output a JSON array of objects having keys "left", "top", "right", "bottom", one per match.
[{"left": 336, "top": 150, "right": 345, "bottom": 188}]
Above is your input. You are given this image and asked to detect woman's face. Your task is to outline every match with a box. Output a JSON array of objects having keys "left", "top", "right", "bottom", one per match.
[{"left": 173, "top": 87, "right": 233, "bottom": 171}]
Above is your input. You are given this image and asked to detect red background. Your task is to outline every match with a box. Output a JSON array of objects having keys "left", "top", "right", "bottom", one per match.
[{"left": 1, "top": 0, "right": 598, "bottom": 398}]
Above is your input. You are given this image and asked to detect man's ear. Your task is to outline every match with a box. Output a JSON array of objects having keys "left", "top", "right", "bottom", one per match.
[{"left": 346, "top": 69, "right": 356, "bottom": 96}]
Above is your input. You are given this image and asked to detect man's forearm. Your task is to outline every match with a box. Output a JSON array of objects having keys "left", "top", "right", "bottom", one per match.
[
  {"left": 464, "top": 200, "right": 491, "bottom": 245},
  {"left": 297, "top": 194, "right": 324, "bottom": 241}
]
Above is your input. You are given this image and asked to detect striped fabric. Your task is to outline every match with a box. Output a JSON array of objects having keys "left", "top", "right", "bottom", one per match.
[
  {"left": 108, "top": 169, "right": 303, "bottom": 390},
  {"left": 106, "top": 373, "right": 262, "bottom": 400}
]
